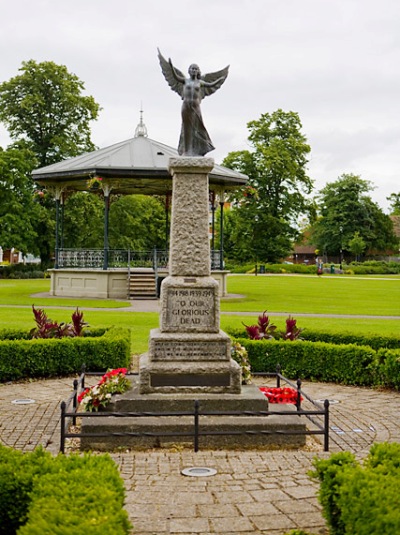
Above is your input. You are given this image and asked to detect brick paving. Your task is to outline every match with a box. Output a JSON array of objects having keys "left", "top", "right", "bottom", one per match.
[{"left": 1, "top": 375, "right": 399, "bottom": 534}]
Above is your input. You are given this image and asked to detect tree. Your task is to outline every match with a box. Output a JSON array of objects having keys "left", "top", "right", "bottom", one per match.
[
  {"left": 312, "top": 174, "right": 397, "bottom": 257},
  {"left": 222, "top": 110, "right": 313, "bottom": 263},
  {"left": 348, "top": 232, "right": 366, "bottom": 261},
  {"left": 0, "top": 60, "right": 100, "bottom": 167},
  {"left": 387, "top": 193, "right": 400, "bottom": 215},
  {"left": 109, "top": 195, "right": 166, "bottom": 250},
  {"left": 62, "top": 192, "right": 104, "bottom": 249},
  {"left": 0, "top": 145, "right": 41, "bottom": 255}
]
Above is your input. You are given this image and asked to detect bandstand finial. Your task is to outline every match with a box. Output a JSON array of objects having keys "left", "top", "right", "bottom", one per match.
[{"left": 134, "top": 106, "right": 148, "bottom": 138}]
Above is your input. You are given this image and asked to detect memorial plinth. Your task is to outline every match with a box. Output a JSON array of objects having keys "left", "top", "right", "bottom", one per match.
[
  {"left": 139, "top": 157, "right": 241, "bottom": 394},
  {"left": 81, "top": 157, "right": 308, "bottom": 450}
]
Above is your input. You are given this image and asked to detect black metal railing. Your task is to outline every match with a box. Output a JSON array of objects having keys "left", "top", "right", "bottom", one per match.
[
  {"left": 60, "top": 367, "right": 330, "bottom": 454},
  {"left": 57, "top": 248, "right": 222, "bottom": 270}
]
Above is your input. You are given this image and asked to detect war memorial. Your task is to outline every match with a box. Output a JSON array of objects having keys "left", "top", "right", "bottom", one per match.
[{"left": 78, "top": 51, "right": 305, "bottom": 450}]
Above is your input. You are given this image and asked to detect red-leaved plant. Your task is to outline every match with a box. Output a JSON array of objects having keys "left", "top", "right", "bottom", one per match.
[
  {"left": 280, "top": 315, "right": 304, "bottom": 341},
  {"left": 30, "top": 305, "right": 88, "bottom": 339},
  {"left": 243, "top": 311, "right": 277, "bottom": 340},
  {"left": 243, "top": 311, "right": 303, "bottom": 341}
]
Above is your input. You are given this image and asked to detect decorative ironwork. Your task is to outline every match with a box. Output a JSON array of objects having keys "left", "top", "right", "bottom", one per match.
[{"left": 57, "top": 249, "right": 218, "bottom": 271}]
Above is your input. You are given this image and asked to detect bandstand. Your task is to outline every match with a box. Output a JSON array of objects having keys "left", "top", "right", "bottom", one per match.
[{"left": 32, "top": 116, "right": 247, "bottom": 299}]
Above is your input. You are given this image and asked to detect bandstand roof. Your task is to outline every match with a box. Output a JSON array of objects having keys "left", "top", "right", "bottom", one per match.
[{"left": 32, "top": 116, "right": 248, "bottom": 195}]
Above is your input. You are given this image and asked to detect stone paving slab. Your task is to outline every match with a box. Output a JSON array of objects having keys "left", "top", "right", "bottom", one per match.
[{"left": 1, "top": 376, "right": 400, "bottom": 534}]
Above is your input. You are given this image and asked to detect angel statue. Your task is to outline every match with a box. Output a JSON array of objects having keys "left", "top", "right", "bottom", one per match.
[{"left": 157, "top": 48, "right": 229, "bottom": 157}]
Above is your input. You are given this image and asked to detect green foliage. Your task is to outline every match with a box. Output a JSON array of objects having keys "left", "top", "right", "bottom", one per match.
[
  {"left": 0, "top": 445, "right": 131, "bottom": 535},
  {"left": 234, "top": 337, "right": 376, "bottom": 385},
  {"left": 0, "top": 446, "right": 52, "bottom": 534},
  {"left": 62, "top": 192, "right": 104, "bottom": 248},
  {"left": 109, "top": 194, "right": 167, "bottom": 250},
  {"left": 222, "top": 109, "right": 313, "bottom": 263},
  {"left": 225, "top": 262, "right": 317, "bottom": 274},
  {"left": 0, "top": 60, "right": 100, "bottom": 167},
  {"left": 0, "top": 326, "right": 131, "bottom": 381},
  {"left": 347, "top": 231, "right": 366, "bottom": 261},
  {"left": 228, "top": 326, "right": 400, "bottom": 351},
  {"left": 0, "top": 145, "right": 40, "bottom": 255},
  {"left": 312, "top": 174, "right": 397, "bottom": 257},
  {"left": 310, "top": 452, "right": 357, "bottom": 535},
  {"left": 311, "top": 444, "right": 400, "bottom": 535},
  {"left": 375, "top": 348, "right": 400, "bottom": 388},
  {"left": 387, "top": 192, "right": 400, "bottom": 215}
]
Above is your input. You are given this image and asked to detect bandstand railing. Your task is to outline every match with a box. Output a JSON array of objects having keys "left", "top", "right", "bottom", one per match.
[{"left": 56, "top": 248, "right": 223, "bottom": 271}]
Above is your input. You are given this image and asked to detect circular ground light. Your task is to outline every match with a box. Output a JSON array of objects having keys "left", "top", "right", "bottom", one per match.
[
  {"left": 12, "top": 399, "right": 36, "bottom": 405},
  {"left": 316, "top": 399, "right": 339, "bottom": 405},
  {"left": 181, "top": 467, "right": 217, "bottom": 477}
]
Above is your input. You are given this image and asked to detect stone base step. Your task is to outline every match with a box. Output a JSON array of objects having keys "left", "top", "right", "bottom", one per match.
[{"left": 80, "top": 382, "right": 307, "bottom": 451}]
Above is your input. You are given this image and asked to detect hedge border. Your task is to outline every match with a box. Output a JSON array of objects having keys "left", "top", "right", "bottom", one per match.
[{"left": 0, "top": 327, "right": 131, "bottom": 382}]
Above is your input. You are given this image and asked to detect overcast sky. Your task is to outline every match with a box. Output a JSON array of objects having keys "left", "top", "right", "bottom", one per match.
[{"left": 1, "top": 0, "right": 399, "bottom": 211}]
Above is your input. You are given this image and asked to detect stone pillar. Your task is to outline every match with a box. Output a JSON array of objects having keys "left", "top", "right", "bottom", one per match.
[{"left": 139, "top": 157, "right": 241, "bottom": 394}]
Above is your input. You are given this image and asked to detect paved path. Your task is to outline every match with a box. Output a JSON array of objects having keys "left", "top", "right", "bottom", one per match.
[{"left": 1, "top": 375, "right": 399, "bottom": 535}]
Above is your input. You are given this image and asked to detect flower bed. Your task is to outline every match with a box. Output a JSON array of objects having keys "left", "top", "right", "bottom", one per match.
[{"left": 259, "top": 386, "right": 303, "bottom": 404}]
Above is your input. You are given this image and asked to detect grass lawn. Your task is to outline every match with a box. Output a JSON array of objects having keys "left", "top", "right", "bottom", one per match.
[
  {"left": 222, "top": 274, "right": 400, "bottom": 316},
  {"left": 0, "top": 276, "right": 398, "bottom": 355},
  {"left": 0, "top": 279, "right": 130, "bottom": 308}
]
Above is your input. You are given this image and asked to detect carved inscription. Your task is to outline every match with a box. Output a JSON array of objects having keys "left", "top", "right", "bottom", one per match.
[
  {"left": 166, "top": 287, "right": 215, "bottom": 328},
  {"left": 152, "top": 340, "right": 228, "bottom": 361}
]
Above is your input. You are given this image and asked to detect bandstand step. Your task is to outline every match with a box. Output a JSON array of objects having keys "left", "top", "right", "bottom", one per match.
[{"left": 128, "top": 271, "right": 157, "bottom": 299}]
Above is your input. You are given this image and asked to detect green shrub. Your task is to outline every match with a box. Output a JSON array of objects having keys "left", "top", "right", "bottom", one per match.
[
  {"left": 0, "top": 327, "right": 131, "bottom": 381},
  {"left": 0, "top": 445, "right": 131, "bottom": 535},
  {"left": 311, "top": 444, "right": 400, "bottom": 535},
  {"left": 227, "top": 327, "right": 400, "bottom": 350},
  {"left": 375, "top": 348, "right": 400, "bottom": 388},
  {"left": 234, "top": 337, "right": 376, "bottom": 385},
  {"left": 19, "top": 453, "right": 131, "bottom": 534},
  {"left": 0, "top": 446, "right": 53, "bottom": 534},
  {"left": 310, "top": 452, "right": 358, "bottom": 535},
  {"left": 0, "top": 328, "right": 30, "bottom": 340}
]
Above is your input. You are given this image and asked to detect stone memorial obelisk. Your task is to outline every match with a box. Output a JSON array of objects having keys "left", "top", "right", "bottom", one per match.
[
  {"left": 139, "top": 157, "right": 241, "bottom": 393},
  {"left": 139, "top": 51, "right": 241, "bottom": 393}
]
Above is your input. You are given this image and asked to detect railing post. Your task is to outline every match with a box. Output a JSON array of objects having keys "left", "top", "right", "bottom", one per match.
[
  {"left": 276, "top": 364, "right": 281, "bottom": 387},
  {"left": 194, "top": 400, "right": 199, "bottom": 452},
  {"left": 103, "top": 193, "right": 110, "bottom": 270},
  {"left": 72, "top": 379, "right": 78, "bottom": 426},
  {"left": 296, "top": 379, "right": 302, "bottom": 411},
  {"left": 60, "top": 401, "right": 66, "bottom": 454},
  {"left": 324, "top": 399, "right": 330, "bottom": 451},
  {"left": 81, "top": 364, "right": 86, "bottom": 390}
]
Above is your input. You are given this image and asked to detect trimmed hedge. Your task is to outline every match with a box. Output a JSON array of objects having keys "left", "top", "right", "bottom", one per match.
[
  {"left": 0, "top": 327, "right": 131, "bottom": 382},
  {"left": 227, "top": 327, "right": 400, "bottom": 350},
  {"left": 234, "top": 337, "right": 377, "bottom": 386},
  {"left": 311, "top": 443, "right": 400, "bottom": 535},
  {"left": 0, "top": 445, "right": 131, "bottom": 535}
]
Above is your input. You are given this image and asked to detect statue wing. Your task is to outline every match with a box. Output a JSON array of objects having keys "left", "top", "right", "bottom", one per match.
[
  {"left": 201, "top": 65, "right": 229, "bottom": 98},
  {"left": 157, "top": 48, "right": 185, "bottom": 98}
]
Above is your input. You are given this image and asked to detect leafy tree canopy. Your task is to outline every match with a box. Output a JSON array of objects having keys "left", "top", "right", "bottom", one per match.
[
  {"left": 222, "top": 109, "right": 314, "bottom": 263},
  {"left": 387, "top": 192, "right": 400, "bottom": 215},
  {"left": 312, "top": 174, "right": 397, "bottom": 256},
  {"left": 0, "top": 145, "right": 41, "bottom": 254},
  {"left": 109, "top": 195, "right": 167, "bottom": 250},
  {"left": 0, "top": 60, "right": 100, "bottom": 167}
]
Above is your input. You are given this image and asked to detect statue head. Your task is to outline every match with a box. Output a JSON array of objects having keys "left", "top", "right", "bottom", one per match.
[{"left": 188, "top": 64, "right": 201, "bottom": 79}]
